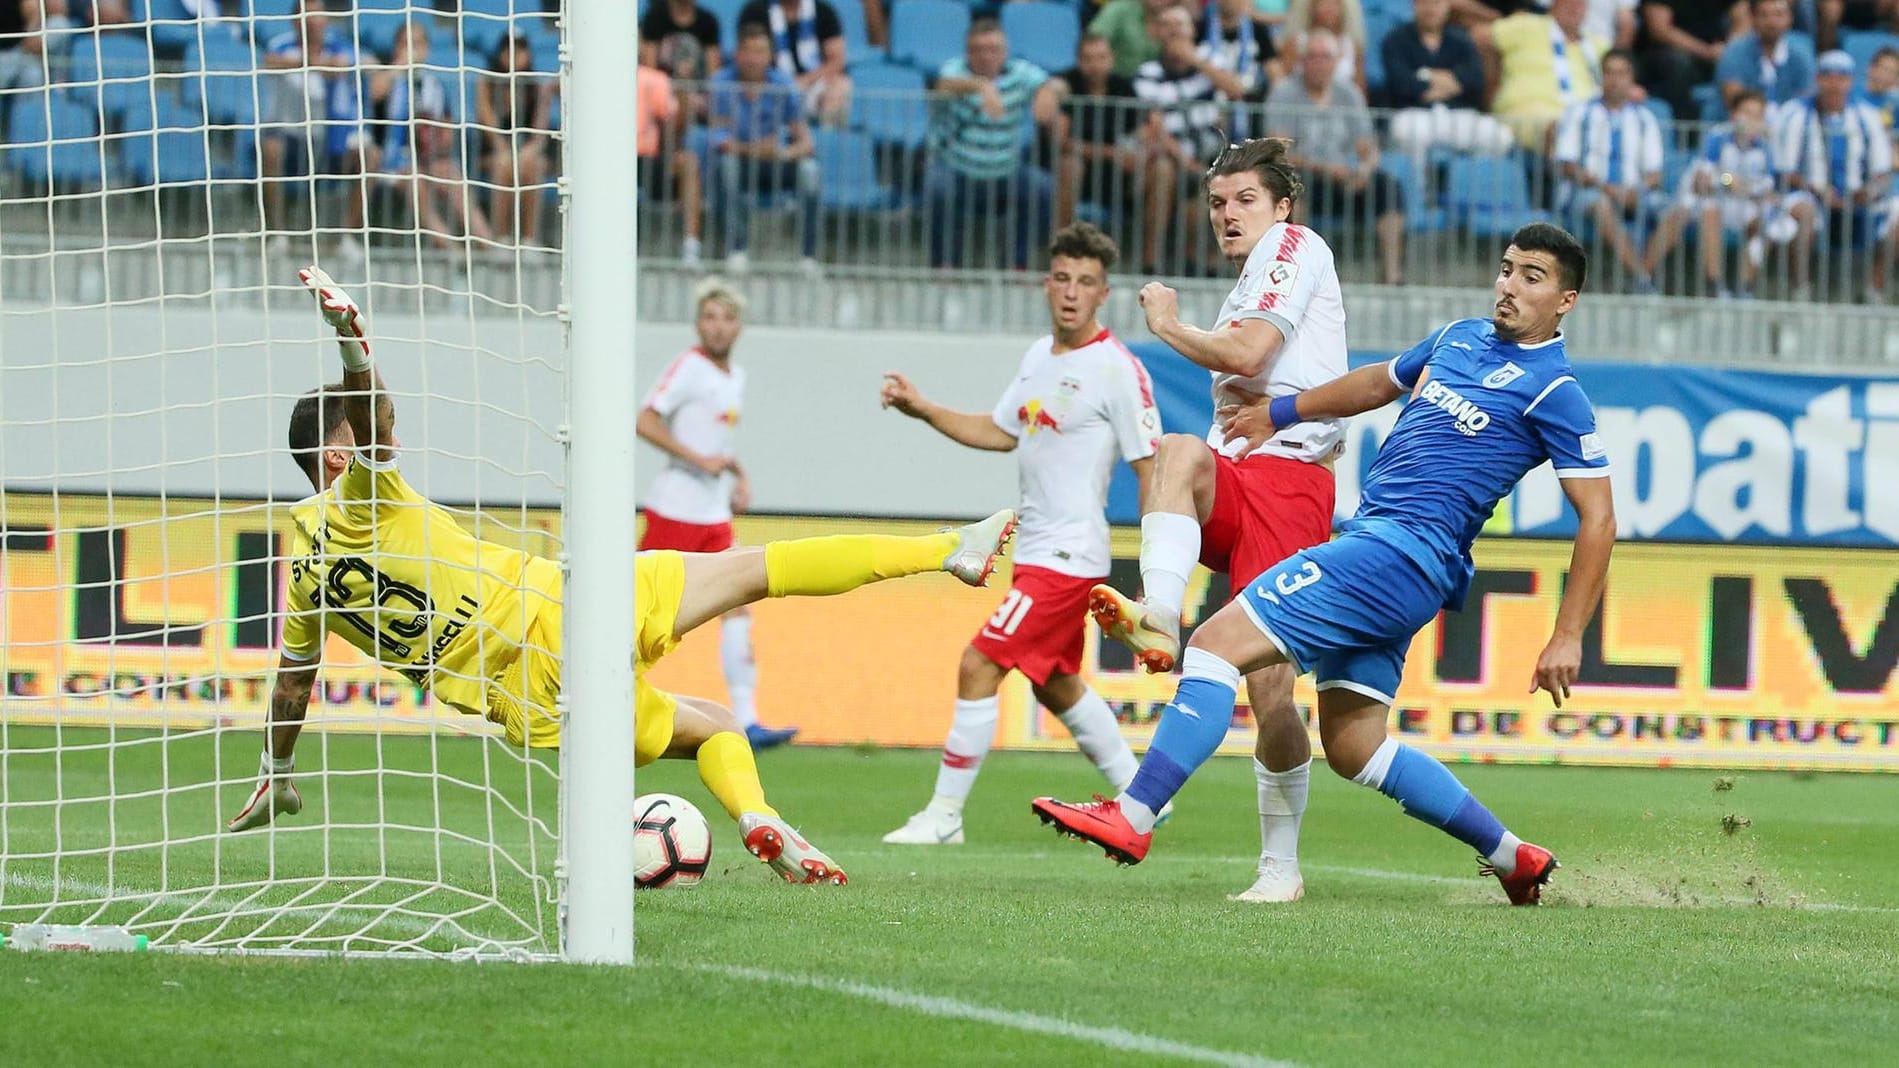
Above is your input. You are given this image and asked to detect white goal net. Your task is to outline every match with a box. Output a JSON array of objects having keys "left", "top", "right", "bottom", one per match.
[{"left": 0, "top": 0, "right": 632, "bottom": 960}]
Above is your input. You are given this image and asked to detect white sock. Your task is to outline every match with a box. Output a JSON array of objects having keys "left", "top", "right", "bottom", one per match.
[
  {"left": 1116, "top": 792, "right": 1158, "bottom": 834},
  {"left": 1255, "top": 758, "right": 1309, "bottom": 866},
  {"left": 720, "top": 615, "right": 758, "bottom": 729},
  {"left": 1055, "top": 688, "right": 1139, "bottom": 791},
  {"left": 1487, "top": 831, "right": 1525, "bottom": 874},
  {"left": 262, "top": 749, "right": 293, "bottom": 776},
  {"left": 1139, "top": 512, "right": 1201, "bottom": 617},
  {"left": 931, "top": 696, "right": 999, "bottom": 809},
  {"left": 1351, "top": 737, "right": 1400, "bottom": 790}
]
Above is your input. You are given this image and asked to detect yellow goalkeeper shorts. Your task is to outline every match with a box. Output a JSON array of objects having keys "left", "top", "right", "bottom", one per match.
[{"left": 486, "top": 550, "right": 685, "bottom": 765}]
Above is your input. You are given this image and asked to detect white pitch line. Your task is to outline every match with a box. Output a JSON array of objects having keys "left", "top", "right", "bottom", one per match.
[{"left": 693, "top": 963, "right": 1295, "bottom": 1068}]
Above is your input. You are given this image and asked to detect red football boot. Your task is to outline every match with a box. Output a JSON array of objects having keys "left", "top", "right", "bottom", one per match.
[
  {"left": 1482, "top": 842, "right": 1558, "bottom": 906},
  {"left": 1032, "top": 795, "right": 1153, "bottom": 865}
]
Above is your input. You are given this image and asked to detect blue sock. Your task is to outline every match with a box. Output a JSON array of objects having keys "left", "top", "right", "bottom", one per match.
[
  {"left": 1379, "top": 744, "right": 1507, "bottom": 856},
  {"left": 1124, "top": 650, "right": 1238, "bottom": 815}
]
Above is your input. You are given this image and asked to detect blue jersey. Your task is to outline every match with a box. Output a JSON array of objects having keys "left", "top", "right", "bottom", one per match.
[{"left": 1351, "top": 318, "right": 1611, "bottom": 606}]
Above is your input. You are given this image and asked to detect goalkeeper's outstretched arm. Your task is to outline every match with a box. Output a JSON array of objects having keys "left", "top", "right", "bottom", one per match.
[
  {"left": 300, "top": 266, "right": 396, "bottom": 465},
  {"left": 227, "top": 655, "right": 317, "bottom": 832}
]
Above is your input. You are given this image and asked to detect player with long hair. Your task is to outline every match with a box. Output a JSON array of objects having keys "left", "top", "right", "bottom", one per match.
[{"left": 1084, "top": 136, "right": 1353, "bottom": 902}]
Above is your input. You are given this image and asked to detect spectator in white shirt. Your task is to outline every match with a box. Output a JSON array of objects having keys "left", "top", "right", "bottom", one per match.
[
  {"left": 1554, "top": 47, "right": 1666, "bottom": 289},
  {"left": 1776, "top": 49, "right": 1897, "bottom": 299}
]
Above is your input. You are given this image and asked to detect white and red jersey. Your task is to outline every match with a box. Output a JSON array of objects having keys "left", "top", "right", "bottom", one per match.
[
  {"left": 641, "top": 347, "right": 745, "bottom": 524},
  {"left": 1209, "top": 221, "right": 1350, "bottom": 464},
  {"left": 990, "top": 328, "right": 1161, "bottom": 578}
]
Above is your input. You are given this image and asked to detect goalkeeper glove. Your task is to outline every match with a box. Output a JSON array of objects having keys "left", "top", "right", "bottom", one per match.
[
  {"left": 227, "top": 750, "right": 303, "bottom": 833},
  {"left": 298, "top": 265, "right": 371, "bottom": 372}
]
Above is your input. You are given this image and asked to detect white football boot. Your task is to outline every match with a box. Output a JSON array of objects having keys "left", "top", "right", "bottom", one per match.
[
  {"left": 1228, "top": 856, "right": 1306, "bottom": 903},
  {"left": 940, "top": 509, "right": 1018, "bottom": 587},
  {"left": 881, "top": 807, "right": 966, "bottom": 845},
  {"left": 739, "top": 813, "right": 848, "bottom": 885}
]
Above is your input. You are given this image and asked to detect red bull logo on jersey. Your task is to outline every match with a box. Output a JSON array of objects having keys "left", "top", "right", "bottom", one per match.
[
  {"left": 1018, "top": 399, "right": 1063, "bottom": 435},
  {"left": 1419, "top": 378, "right": 1492, "bottom": 436},
  {"left": 719, "top": 408, "right": 739, "bottom": 426}
]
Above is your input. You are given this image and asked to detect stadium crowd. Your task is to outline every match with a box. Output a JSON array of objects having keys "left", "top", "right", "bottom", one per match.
[{"left": 4, "top": 0, "right": 1899, "bottom": 296}]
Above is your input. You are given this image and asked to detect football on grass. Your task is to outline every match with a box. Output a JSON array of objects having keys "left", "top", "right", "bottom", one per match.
[{"left": 634, "top": 793, "right": 712, "bottom": 889}]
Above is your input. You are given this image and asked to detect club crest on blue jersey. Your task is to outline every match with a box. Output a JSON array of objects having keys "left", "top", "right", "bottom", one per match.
[{"left": 1482, "top": 362, "right": 1526, "bottom": 389}]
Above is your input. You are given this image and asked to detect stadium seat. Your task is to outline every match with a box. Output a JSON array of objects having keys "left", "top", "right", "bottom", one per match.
[
  {"left": 1842, "top": 29, "right": 1898, "bottom": 79},
  {"left": 835, "top": 0, "right": 883, "bottom": 64},
  {"left": 814, "top": 128, "right": 896, "bottom": 210},
  {"left": 1001, "top": 3, "right": 1079, "bottom": 74},
  {"left": 1378, "top": 153, "right": 1446, "bottom": 233},
  {"left": 851, "top": 58, "right": 930, "bottom": 147},
  {"left": 1444, "top": 155, "right": 1548, "bottom": 236},
  {"left": 67, "top": 31, "right": 154, "bottom": 125},
  {"left": 701, "top": 0, "right": 749, "bottom": 59},
  {"left": 6, "top": 90, "right": 105, "bottom": 187},
  {"left": 184, "top": 36, "right": 265, "bottom": 125},
  {"left": 889, "top": 0, "right": 969, "bottom": 73},
  {"left": 119, "top": 98, "right": 213, "bottom": 186}
]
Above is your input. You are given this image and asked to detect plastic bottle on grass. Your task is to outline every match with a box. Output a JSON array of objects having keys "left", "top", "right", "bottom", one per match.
[{"left": 1, "top": 924, "right": 149, "bottom": 952}]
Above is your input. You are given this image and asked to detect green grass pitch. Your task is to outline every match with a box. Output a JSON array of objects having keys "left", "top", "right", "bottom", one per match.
[{"left": 2, "top": 728, "right": 1896, "bottom": 1066}]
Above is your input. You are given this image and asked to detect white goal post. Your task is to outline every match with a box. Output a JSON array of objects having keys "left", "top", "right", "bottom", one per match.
[{"left": 0, "top": 0, "right": 635, "bottom": 962}]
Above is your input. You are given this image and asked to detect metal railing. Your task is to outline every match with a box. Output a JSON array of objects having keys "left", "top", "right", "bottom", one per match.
[{"left": 641, "top": 83, "right": 1899, "bottom": 308}]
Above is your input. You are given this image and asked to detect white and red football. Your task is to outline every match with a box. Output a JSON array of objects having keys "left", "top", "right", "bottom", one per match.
[{"left": 634, "top": 793, "right": 712, "bottom": 889}]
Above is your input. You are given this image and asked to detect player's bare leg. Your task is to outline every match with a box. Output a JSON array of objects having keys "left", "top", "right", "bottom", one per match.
[
  {"left": 666, "top": 695, "right": 846, "bottom": 885},
  {"left": 1232, "top": 664, "right": 1309, "bottom": 903},
  {"left": 669, "top": 509, "right": 1017, "bottom": 637},
  {"left": 1312, "top": 689, "right": 1556, "bottom": 906},
  {"left": 1090, "top": 434, "right": 1215, "bottom": 673}
]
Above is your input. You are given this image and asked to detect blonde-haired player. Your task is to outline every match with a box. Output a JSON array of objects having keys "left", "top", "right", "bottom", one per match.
[
  {"left": 227, "top": 268, "right": 1019, "bottom": 887},
  {"left": 637, "top": 278, "right": 798, "bottom": 750}
]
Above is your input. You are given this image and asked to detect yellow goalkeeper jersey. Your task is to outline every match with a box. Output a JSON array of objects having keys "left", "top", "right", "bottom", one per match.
[{"left": 280, "top": 455, "right": 561, "bottom": 719}]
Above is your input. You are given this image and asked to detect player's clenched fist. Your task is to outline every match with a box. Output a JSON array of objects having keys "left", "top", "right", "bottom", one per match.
[
  {"left": 880, "top": 371, "right": 928, "bottom": 418},
  {"left": 1138, "top": 281, "right": 1179, "bottom": 332}
]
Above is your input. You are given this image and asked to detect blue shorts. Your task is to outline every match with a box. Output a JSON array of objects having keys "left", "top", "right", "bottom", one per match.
[{"left": 1236, "top": 530, "right": 1450, "bottom": 705}]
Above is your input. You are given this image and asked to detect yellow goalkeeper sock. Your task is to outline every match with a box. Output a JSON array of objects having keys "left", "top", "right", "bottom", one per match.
[
  {"left": 697, "top": 731, "right": 777, "bottom": 821},
  {"left": 763, "top": 532, "right": 957, "bottom": 598}
]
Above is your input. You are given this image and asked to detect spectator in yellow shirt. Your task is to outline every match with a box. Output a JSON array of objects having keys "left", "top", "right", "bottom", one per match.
[{"left": 1485, "top": 0, "right": 1609, "bottom": 148}]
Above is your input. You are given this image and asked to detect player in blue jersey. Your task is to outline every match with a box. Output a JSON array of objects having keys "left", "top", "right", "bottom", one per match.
[{"left": 1033, "top": 223, "right": 1617, "bottom": 905}]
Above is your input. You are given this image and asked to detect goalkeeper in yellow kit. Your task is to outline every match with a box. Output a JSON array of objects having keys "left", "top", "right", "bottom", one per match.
[{"left": 226, "top": 268, "right": 1019, "bottom": 886}]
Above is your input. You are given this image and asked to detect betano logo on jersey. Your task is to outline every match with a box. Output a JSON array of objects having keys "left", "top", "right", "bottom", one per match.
[
  {"left": 718, "top": 408, "right": 739, "bottom": 427},
  {"left": 1418, "top": 378, "right": 1492, "bottom": 436}
]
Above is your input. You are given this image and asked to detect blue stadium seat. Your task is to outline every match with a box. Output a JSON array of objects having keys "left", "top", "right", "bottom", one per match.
[
  {"left": 1378, "top": 153, "right": 1446, "bottom": 233},
  {"left": 834, "top": 0, "right": 882, "bottom": 63},
  {"left": 1364, "top": 9, "right": 1399, "bottom": 93},
  {"left": 890, "top": 0, "right": 969, "bottom": 73},
  {"left": 6, "top": 90, "right": 106, "bottom": 187},
  {"left": 67, "top": 31, "right": 154, "bottom": 125},
  {"left": 850, "top": 58, "right": 929, "bottom": 147},
  {"left": 1842, "top": 29, "right": 1899, "bottom": 79},
  {"left": 1001, "top": 2, "right": 1079, "bottom": 74},
  {"left": 1691, "top": 81, "right": 1724, "bottom": 122},
  {"left": 184, "top": 36, "right": 266, "bottom": 125},
  {"left": 1445, "top": 155, "right": 1549, "bottom": 236},
  {"left": 814, "top": 128, "right": 896, "bottom": 210},
  {"left": 1644, "top": 96, "right": 1678, "bottom": 153},
  {"left": 701, "top": 0, "right": 749, "bottom": 59}
]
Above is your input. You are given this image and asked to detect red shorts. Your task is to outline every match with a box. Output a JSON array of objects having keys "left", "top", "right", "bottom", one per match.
[
  {"left": 968, "top": 565, "right": 1097, "bottom": 686},
  {"left": 638, "top": 511, "right": 735, "bottom": 553},
  {"left": 1200, "top": 451, "right": 1336, "bottom": 589}
]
